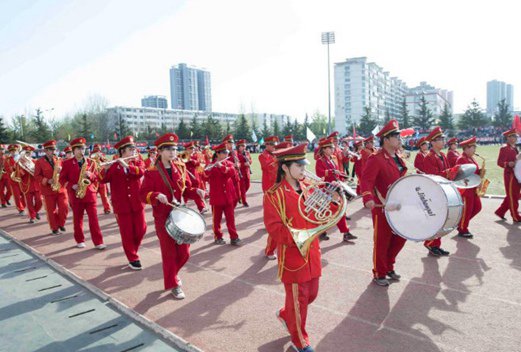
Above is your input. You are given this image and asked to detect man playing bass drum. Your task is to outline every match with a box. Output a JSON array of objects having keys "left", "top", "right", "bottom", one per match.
[{"left": 140, "top": 133, "right": 199, "bottom": 299}]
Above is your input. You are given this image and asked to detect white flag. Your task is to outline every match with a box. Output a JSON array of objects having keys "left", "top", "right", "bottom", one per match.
[
  {"left": 371, "top": 125, "right": 381, "bottom": 136},
  {"left": 306, "top": 127, "right": 316, "bottom": 143},
  {"left": 251, "top": 130, "right": 257, "bottom": 142}
]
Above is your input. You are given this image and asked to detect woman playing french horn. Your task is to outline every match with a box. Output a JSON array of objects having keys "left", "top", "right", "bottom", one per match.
[
  {"left": 263, "top": 143, "right": 346, "bottom": 352},
  {"left": 139, "top": 133, "right": 200, "bottom": 300}
]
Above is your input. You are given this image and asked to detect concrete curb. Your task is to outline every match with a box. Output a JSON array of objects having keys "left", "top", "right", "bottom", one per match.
[
  {"left": 0, "top": 229, "right": 204, "bottom": 352},
  {"left": 482, "top": 194, "right": 505, "bottom": 199}
]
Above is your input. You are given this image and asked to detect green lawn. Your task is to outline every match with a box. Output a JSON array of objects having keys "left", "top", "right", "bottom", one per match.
[{"left": 248, "top": 144, "right": 508, "bottom": 196}]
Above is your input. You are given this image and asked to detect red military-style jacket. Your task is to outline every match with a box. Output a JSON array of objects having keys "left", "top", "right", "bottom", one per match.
[
  {"left": 185, "top": 156, "right": 203, "bottom": 189},
  {"left": 361, "top": 148, "right": 408, "bottom": 206},
  {"left": 140, "top": 160, "right": 197, "bottom": 219},
  {"left": 333, "top": 146, "right": 344, "bottom": 172},
  {"left": 263, "top": 179, "right": 321, "bottom": 283},
  {"left": 0, "top": 155, "right": 9, "bottom": 182},
  {"left": 15, "top": 159, "right": 40, "bottom": 194},
  {"left": 4, "top": 156, "right": 16, "bottom": 181},
  {"left": 34, "top": 155, "right": 66, "bottom": 196},
  {"left": 315, "top": 155, "right": 344, "bottom": 182},
  {"left": 206, "top": 159, "right": 240, "bottom": 207},
  {"left": 259, "top": 150, "right": 278, "bottom": 192},
  {"left": 447, "top": 149, "right": 460, "bottom": 168},
  {"left": 414, "top": 150, "right": 428, "bottom": 173},
  {"left": 351, "top": 153, "right": 364, "bottom": 179},
  {"left": 100, "top": 159, "right": 145, "bottom": 214},
  {"left": 59, "top": 157, "right": 99, "bottom": 203},
  {"left": 423, "top": 149, "right": 452, "bottom": 178},
  {"left": 144, "top": 157, "right": 156, "bottom": 170},
  {"left": 237, "top": 150, "right": 252, "bottom": 179},
  {"left": 497, "top": 144, "right": 519, "bottom": 178}
]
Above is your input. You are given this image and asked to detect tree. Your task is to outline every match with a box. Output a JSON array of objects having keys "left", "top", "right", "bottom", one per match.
[
  {"left": 384, "top": 108, "right": 391, "bottom": 124},
  {"left": 234, "top": 114, "right": 251, "bottom": 141},
  {"left": 176, "top": 118, "right": 190, "bottom": 140},
  {"left": 261, "top": 115, "right": 271, "bottom": 138},
  {"left": 225, "top": 120, "right": 231, "bottom": 135},
  {"left": 493, "top": 99, "right": 512, "bottom": 129},
  {"left": 250, "top": 115, "right": 261, "bottom": 142},
  {"left": 309, "top": 112, "right": 327, "bottom": 137},
  {"left": 30, "top": 108, "right": 52, "bottom": 142},
  {"left": 0, "top": 115, "right": 10, "bottom": 143},
  {"left": 11, "top": 114, "right": 31, "bottom": 141},
  {"left": 458, "top": 100, "right": 489, "bottom": 130},
  {"left": 413, "top": 95, "right": 434, "bottom": 130},
  {"left": 282, "top": 117, "right": 293, "bottom": 137},
  {"left": 438, "top": 103, "right": 454, "bottom": 132},
  {"left": 190, "top": 114, "right": 202, "bottom": 139},
  {"left": 293, "top": 119, "right": 303, "bottom": 141},
  {"left": 398, "top": 98, "right": 411, "bottom": 128},
  {"left": 358, "top": 106, "right": 378, "bottom": 136},
  {"left": 272, "top": 118, "right": 281, "bottom": 138}
]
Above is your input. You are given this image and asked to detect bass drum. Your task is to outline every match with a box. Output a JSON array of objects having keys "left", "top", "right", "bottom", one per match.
[
  {"left": 515, "top": 159, "right": 521, "bottom": 183},
  {"left": 385, "top": 174, "right": 463, "bottom": 242},
  {"left": 165, "top": 207, "right": 206, "bottom": 244}
]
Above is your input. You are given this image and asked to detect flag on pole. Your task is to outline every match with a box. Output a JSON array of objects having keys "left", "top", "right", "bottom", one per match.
[
  {"left": 205, "top": 135, "right": 209, "bottom": 145},
  {"left": 352, "top": 125, "right": 357, "bottom": 139},
  {"left": 251, "top": 130, "right": 258, "bottom": 142},
  {"left": 513, "top": 114, "right": 521, "bottom": 134},
  {"left": 371, "top": 125, "right": 380, "bottom": 136},
  {"left": 259, "top": 137, "right": 264, "bottom": 145},
  {"left": 306, "top": 127, "right": 316, "bottom": 143},
  {"left": 190, "top": 130, "right": 193, "bottom": 137}
]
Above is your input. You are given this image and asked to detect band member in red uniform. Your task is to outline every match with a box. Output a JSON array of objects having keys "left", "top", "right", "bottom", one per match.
[
  {"left": 15, "top": 145, "right": 42, "bottom": 223},
  {"left": 63, "top": 146, "right": 73, "bottom": 160},
  {"left": 62, "top": 145, "right": 74, "bottom": 207},
  {"left": 284, "top": 134, "right": 294, "bottom": 144},
  {"left": 4, "top": 144, "right": 26, "bottom": 214},
  {"left": 144, "top": 146, "right": 157, "bottom": 169},
  {"left": 495, "top": 129, "right": 520, "bottom": 222},
  {"left": 34, "top": 140, "right": 68, "bottom": 234},
  {"left": 360, "top": 135, "right": 376, "bottom": 165},
  {"left": 259, "top": 135, "right": 280, "bottom": 259},
  {"left": 59, "top": 137, "right": 105, "bottom": 249},
  {"left": 0, "top": 146, "right": 12, "bottom": 207},
  {"left": 206, "top": 142, "right": 241, "bottom": 245},
  {"left": 413, "top": 137, "right": 429, "bottom": 173},
  {"left": 182, "top": 141, "right": 207, "bottom": 213},
  {"left": 222, "top": 134, "right": 243, "bottom": 202},
  {"left": 421, "top": 127, "right": 459, "bottom": 256},
  {"left": 361, "top": 120, "right": 407, "bottom": 287},
  {"left": 327, "top": 131, "right": 345, "bottom": 173},
  {"left": 456, "top": 137, "right": 482, "bottom": 238},
  {"left": 101, "top": 136, "right": 146, "bottom": 270},
  {"left": 447, "top": 137, "right": 460, "bottom": 167},
  {"left": 140, "top": 133, "right": 199, "bottom": 299},
  {"left": 315, "top": 137, "right": 356, "bottom": 242},
  {"left": 264, "top": 143, "right": 320, "bottom": 352},
  {"left": 236, "top": 139, "right": 252, "bottom": 207},
  {"left": 91, "top": 144, "right": 111, "bottom": 214}
]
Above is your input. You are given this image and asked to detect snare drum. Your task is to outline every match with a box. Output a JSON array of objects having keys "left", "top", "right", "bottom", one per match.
[
  {"left": 384, "top": 174, "right": 463, "bottom": 242},
  {"left": 165, "top": 207, "right": 206, "bottom": 244}
]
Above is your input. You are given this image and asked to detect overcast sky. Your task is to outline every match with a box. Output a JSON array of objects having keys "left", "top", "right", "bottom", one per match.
[{"left": 1, "top": 0, "right": 519, "bottom": 121}]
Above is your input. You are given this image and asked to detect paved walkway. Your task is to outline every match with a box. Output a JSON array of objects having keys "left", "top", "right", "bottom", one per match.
[
  {"left": 1, "top": 183, "right": 521, "bottom": 352},
  {"left": 0, "top": 233, "right": 181, "bottom": 352}
]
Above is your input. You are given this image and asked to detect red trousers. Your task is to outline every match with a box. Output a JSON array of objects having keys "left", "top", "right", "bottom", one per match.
[
  {"left": 115, "top": 211, "right": 147, "bottom": 262},
  {"left": 98, "top": 184, "right": 111, "bottom": 212},
  {"left": 495, "top": 174, "right": 520, "bottom": 221},
  {"left": 0, "top": 177, "right": 11, "bottom": 205},
  {"left": 336, "top": 216, "right": 349, "bottom": 233},
  {"left": 154, "top": 217, "right": 189, "bottom": 290},
  {"left": 424, "top": 237, "right": 441, "bottom": 249},
  {"left": 458, "top": 189, "right": 482, "bottom": 233},
  {"left": 43, "top": 193, "right": 68, "bottom": 231},
  {"left": 279, "top": 278, "right": 319, "bottom": 350},
  {"left": 9, "top": 181, "right": 25, "bottom": 211},
  {"left": 72, "top": 201, "right": 104, "bottom": 245},
  {"left": 211, "top": 204, "right": 238, "bottom": 240},
  {"left": 240, "top": 175, "right": 250, "bottom": 204},
  {"left": 371, "top": 207, "right": 406, "bottom": 278},
  {"left": 184, "top": 192, "right": 206, "bottom": 212},
  {"left": 24, "top": 190, "right": 42, "bottom": 219}
]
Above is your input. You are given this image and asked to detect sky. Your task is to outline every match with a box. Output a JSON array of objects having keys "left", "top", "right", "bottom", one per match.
[{"left": 1, "top": 0, "right": 520, "bottom": 122}]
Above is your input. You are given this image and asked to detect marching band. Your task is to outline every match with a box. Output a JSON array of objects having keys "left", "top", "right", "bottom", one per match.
[{"left": 1, "top": 123, "right": 520, "bottom": 352}]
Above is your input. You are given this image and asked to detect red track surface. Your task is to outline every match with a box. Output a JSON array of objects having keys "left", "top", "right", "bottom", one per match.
[{"left": 2, "top": 183, "right": 520, "bottom": 352}]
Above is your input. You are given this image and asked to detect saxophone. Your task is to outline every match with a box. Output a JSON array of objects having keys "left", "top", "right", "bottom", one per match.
[
  {"left": 475, "top": 153, "right": 490, "bottom": 197},
  {"left": 51, "top": 159, "right": 61, "bottom": 192},
  {"left": 75, "top": 159, "right": 91, "bottom": 199}
]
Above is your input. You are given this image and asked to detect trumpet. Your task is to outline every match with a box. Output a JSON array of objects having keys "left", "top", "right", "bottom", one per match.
[{"left": 97, "top": 155, "right": 137, "bottom": 167}]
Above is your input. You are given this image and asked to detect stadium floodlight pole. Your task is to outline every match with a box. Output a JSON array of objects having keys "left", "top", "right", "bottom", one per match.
[{"left": 321, "top": 31, "right": 335, "bottom": 135}]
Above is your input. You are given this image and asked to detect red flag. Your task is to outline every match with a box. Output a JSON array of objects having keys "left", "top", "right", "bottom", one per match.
[
  {"left": 352, "top": 125, "right": 357, "bottom": 139},
  {"left": 513, "top": 115, "right": 521, "bottom": 134},
  {"left": 205, "top": 135, "right": 209, "bottom": 145},
  {"left": 400, "top": 128, "right": 415, "bottom": 137}
]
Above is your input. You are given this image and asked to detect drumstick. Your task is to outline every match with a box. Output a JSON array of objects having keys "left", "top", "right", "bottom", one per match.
[
  {"left": 374, "top": 201, "right": 401, "bottom": 211},
  {"left": 166, "top": 202, "right": 194, "bottom": 214}
]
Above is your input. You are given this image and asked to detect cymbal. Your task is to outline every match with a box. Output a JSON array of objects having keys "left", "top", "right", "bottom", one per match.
[
  {"left": 455, "top": 164, "right": 477, "bottom": 179},
  {"left": 453, "top": 173, "right": 481, "bottom": 189}
]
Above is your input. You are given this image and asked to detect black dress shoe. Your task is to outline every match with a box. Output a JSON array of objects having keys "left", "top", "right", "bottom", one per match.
[
  {"left": 426, "top": 246, "right": 441, "bottom": 257},
  {"left": 343, "top": 232, "right": 358, "bottom": 241},
  {"left": 59, "top": 226, "right": 66, "bottom": 232},
  {"left": 319, "top": 233, "right": 330, "bottom": 241},
  {"left": 387, "top": 270, "right": 401, "bottom": 280},
  {"left": 243, "top": 203, "right": 249, "bottom": 207},
  {"left": 18, "top": 210, "right": 24, "bottom": 215},
  {"left": 458, "top": 232, "right": 473, "bottom": 238},
  {"left": 52, "top": 230, "right": 60, "bottom": 235},
  {"left": 29, "top": 219, "right": 35, "bottom": 224},
  {"left": 104, "top": 210, "right": 111, "bottom": 214},
  {"left": 438, "top": 247, "right": 450, "bottom": 256},
  {"left": 214, "top": 238, "right": 226, "bottom": 245},
  {"left": 1, "top": 204, "right": 6, "bottom": 208},
  {"left": 35, "top": 213, "right": 40, "bottom": 220},
  {"left": 6, "top": 201, "right": 11, "bottom": 205},
  {"left": 345, "top": 216, "right": 351, "bottom": 221},
  {"left": 230, "top": 238, "right": 242, "bottom": 246}
]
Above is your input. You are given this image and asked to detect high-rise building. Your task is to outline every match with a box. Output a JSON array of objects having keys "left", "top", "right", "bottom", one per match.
[
  {"left": 487, "top": 80, "right": 514, "bottom": 115},
  {"left": 141, "top": 95, "right": 168, "bottom": 109},
  {"left": 334, "top": 57, "right": 408, "bottom": 135},
  {"left": 170, "top": 63, "right": 212, "bottom": 112},
  {"left": 405, "top": 82, "right": 453, "bottom": 118}
]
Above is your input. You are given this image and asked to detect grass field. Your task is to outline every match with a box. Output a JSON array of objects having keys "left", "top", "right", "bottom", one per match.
[{"left": 248, "top": 144, "right": 508, "bottom": 196}]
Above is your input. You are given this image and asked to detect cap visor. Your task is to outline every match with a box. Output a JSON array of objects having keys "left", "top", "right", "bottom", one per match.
[{"left": 295, "top": 158, "right": 309, "bottom": 165}]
